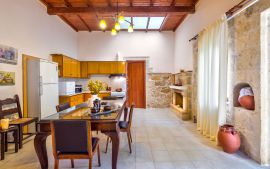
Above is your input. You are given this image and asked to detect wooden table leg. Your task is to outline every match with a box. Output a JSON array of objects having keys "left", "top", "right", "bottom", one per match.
[
  {"left": 34, "top": 132, "right": 50, "bottom": 169},
  {"left": 1, "top": 133, "right": 4, "bottom": 160},
  {"left": 105, "top": 131, "right": 120, "bottom": 169}
]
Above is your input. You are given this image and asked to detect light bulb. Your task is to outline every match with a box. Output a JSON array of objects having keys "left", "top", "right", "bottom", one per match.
[
  {"left": 115, "top": 22, "right": 121, "bottom": 31},
  {"left": 118, "top": 15, "right": 125, "bottom": 23},
  {"left": 128, "top": 25, "right": 134, "bottom": 33},
  {"left": 99, "top": 19, "right": 107, "bottom": 30},
  {"left": 111, "top": 29, "right": 117, "bottom": 36}
]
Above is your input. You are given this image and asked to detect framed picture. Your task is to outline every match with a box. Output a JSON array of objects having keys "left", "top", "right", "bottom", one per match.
[
  {"left": 0, "top": 44, "right": 18, "bottom": 65},
  {"left": 0, "top": 71, "right": 15, "bottom": 86}
]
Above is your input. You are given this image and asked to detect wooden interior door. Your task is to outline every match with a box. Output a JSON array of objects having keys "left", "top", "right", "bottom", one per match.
[{"left": 127, "top": 61, "right": 146, "bottom": 108}]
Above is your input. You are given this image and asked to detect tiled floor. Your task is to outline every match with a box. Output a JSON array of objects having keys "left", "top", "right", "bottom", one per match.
[{"left": 0, "top": 108, "right": 268, "bottom": 169}]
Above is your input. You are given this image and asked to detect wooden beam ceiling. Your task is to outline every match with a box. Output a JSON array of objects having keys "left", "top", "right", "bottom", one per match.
[
  {"left": 47, "top": 6, "right": 195, "bottom": 15},
  {"left": 41, "top": 0, "right": 198, "bottom": 31}
]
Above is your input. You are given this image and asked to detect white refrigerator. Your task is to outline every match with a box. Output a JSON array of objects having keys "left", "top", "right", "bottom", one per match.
[{"left": 27, "top": 59, "right": 59, "bottom": 123}]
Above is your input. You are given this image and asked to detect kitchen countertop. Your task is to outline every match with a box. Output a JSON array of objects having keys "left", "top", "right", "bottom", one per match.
[{"left": 59, "top": 91, "right": 111, "bottom": 97}]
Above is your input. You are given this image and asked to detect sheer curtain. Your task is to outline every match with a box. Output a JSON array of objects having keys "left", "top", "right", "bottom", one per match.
[{"left": 197, "top": 15, "right": 228, "bottom": 141}]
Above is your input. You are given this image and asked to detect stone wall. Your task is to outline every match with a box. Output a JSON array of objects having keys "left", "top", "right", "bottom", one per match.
[
  {"left": 147, "top": 73, "right": 172, "bottom": 108},
  {"left": 227, "top": 0, "right": 270, "bottom": 164}
]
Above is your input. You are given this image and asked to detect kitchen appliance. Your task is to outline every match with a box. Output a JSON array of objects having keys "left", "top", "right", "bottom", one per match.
[
  {"left": 75, "top": 84, "right": 83, "bottom": 93},
  {"left": 59, "top": 81, "right": 75, "bottom": 95},
  {"left": 111, "top": 91, "right": 126, "bottom": 98},
  {"left": 27, "top": 59, "right": 59, "bottom": 122}
]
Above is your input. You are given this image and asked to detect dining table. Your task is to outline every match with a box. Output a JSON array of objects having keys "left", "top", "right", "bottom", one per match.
[{"left": 34, "top": 98, "right": 128, "bottom": 169}]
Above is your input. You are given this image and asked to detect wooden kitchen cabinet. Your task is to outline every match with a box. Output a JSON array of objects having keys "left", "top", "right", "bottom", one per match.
[
  {"left": 80, "top": 61, "right": 88, "bottom": 78},
  {"left": 52, "top": 54, "right": 80, "bottom": 78},
  {"left": 118, "top": 61, "right": 126, "bottom": 74},
  {"left": 59, "top": 94, "right": 84, "bottom": 107},
  {"left": 98, "top": 62, "right": 112, "bottom": 74},
  {"left": 87, "top": 61, "right": 99, "bottom": 74}
]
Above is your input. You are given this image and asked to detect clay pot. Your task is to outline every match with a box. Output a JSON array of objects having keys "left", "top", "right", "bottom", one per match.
[
  {"left": 218, "top": 124, "right": 240, "bottom": 154},
  {"left": 238, "top": 96, "right": 255, "bottom": 110}
]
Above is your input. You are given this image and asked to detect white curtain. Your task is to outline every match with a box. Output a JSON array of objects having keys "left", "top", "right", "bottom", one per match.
[{"left": 197, "top": 15, "right": 228, "bottom": 141}]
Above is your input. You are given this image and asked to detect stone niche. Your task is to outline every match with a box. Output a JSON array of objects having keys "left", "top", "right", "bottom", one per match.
[
  {"left": 233, "top": 83, "right": 255, "bottom": 108},
  {"left": 227, "top": 0, "right": 270, "bottom": 164},
  {"left": 146, "top": 73, "right": 172, "bottom": 108}
]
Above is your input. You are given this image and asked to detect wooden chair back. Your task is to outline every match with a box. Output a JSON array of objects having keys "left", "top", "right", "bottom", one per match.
[
  {"left": 0, "top": 95, "right": 22, "bottom": 119},
  {"left": 50, "top": 120, "right": 93, "bottom": 158},
  {"left": 128, "top": 104, "right": 135, "bottom": 129},
  {"left": 56, "top": 103, "right": 71, "bottom": 112}
]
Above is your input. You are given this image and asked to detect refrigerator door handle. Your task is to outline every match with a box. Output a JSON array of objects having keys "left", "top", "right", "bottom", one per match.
[{"left": 40, "top": 76, "right": 43, "bottom": 96}]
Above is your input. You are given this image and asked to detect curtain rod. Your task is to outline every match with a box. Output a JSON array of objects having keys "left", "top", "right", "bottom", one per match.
[{"left": 188, "top": 0, "right": 257, "bottom": 42}]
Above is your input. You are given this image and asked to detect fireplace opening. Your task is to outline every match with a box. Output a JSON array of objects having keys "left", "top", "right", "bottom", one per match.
[
  {"left": 233, "top": 83, "right": 255, "bottom": 110},
  {"left": 174, "top": 92, "right": 183, "bottom": 108}
]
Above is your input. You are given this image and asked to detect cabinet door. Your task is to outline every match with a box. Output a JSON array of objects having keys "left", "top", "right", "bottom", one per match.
[
  {"left": 76, "top": 61, "right": 81, "bottom": 78},
  {"left": 110, "top": 62, "right": 119, "bottom": 74},
  {"left": 118, "top": 61, "right": 126, "bottom": 74},
  {"left": 87, "top": 62, "right": 99, "bottom": 74},
  {"left": 84, "top": 93, "right": 91, "bottom": 102},
  {"left": 99, "top": 62, "right": 112, "bottom": 74},
  {"left": 77, "top": 94, "right": 84, "bottom": 104},
  {"left": 70, "top": 60, "right": 77, "bottom": 78},
  {"left": 80, "top": 62, "right": 88, "bottom": 78},
  {"left": 63, "top": 57, "right": 72, "bottom": 77}
]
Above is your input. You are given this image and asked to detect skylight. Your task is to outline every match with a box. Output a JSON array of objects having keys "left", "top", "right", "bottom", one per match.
[
  {"left": 120, "top": 16, "right": 165, "bottom": 30},
  {"left": 148, "top": 17, "right": 165, "bottom": 29},
  {"left": 120, "top": 17, "right": 131, "bottom": 29},
  {"left": 133, "top": 17, "right": 149, "bottom": 29}
]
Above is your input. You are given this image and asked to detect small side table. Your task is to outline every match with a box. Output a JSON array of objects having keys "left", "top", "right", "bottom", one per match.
[{"left": 0, "top": 126, "right": 19, "bottom": 160}]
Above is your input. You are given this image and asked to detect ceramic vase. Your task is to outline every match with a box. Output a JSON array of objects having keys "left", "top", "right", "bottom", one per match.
[
  {"left": 218, "top": 124, "right": 240, "bottom": 154},
  {"left": 238, "top": 96, "right": 255, "bottom": 110},
  {"left": 88, "top": 94, "right": 99, "bottom": 107}
]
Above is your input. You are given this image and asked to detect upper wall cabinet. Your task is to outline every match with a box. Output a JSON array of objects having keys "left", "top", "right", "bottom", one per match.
[
  {"left": 52, "top": 54, "right": 126, "bottom": 78},
  {"left": 87, "top": 61, "right": 126, "bottom": 75},
  {"left": 52, "top": 54, "right": 80, "bottom": 78}
]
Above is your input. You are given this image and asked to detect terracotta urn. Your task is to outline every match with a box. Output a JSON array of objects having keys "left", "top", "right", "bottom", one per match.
[
  {"left": 218, "top": 124, "right": 240, "bottom": 154},
  {"left": 238, "top": 87, "right": 255, "bottom": 110},
  {"left": 238, "top": 96, "right": 255, "bottom": 110}
]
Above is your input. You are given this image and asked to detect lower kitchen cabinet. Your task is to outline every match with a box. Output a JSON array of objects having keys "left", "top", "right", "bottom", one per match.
[{"left": 59, "top": 93, "right": 84, "bottom": 107}]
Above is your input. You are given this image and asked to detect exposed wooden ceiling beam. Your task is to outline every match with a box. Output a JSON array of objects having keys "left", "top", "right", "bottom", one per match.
[
  {"left": 59, "top": 15, "right": 78, "bottom": 32},
  {"left": 173, "top": 14, "right": 187, "bottom": 31},
  {"left": 159, "top": 14, "right": 168, "bottom": 31},
  {"left": 77, "top": 15, "right": 91, "bottom": 32},
  {"left": 107, "top": 0, "right": 112, "bottom": 7},
  {"left": 150, "top": 0, "right": 154, "bottom": 6},
  {"left": 63, "top": 0, "right": 72, "bottom": 7},
  {"left": 170, "top": 0, "right": 176, "bottom": 6},
  {"left": 40, "top": 0, "right": 51, "bottom": 7},
  {"left": 146, "top": 17, "right": 150, "bottom": 32},
  {"left": 130, "top": 0, "right": 133, "bottom": 7},
  {"left": 47, "top": 6, "right": 195, "bottom": 15},
  {"left": 85, "top": 0, "right": 92, "bottom": 7}
]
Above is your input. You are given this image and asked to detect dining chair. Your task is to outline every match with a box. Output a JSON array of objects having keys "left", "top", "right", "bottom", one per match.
[
  {"left": 56, "top": 103, "right": 71, "bottom": 112},
  {"left": 51, "top": 120, "right": 101, "bottom": 169},
  {"left": 105, "top": 103, "right": 135, "bottom": 153},
  {"left": 0, "top": 95, "right": 38, "bottom": 149}
]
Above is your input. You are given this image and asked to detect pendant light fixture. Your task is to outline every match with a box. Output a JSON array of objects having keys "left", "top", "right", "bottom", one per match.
[
  {"left": 97, "top": 0, "right": 134, "bottom": 35},
  {"left": 99, "top": 19, "right": 107, "bottom": 30}
]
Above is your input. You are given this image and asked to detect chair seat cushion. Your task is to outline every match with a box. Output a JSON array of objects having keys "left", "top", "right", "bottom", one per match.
[{"left": 119, "top": 121, "right": 129, "bottom": 129}]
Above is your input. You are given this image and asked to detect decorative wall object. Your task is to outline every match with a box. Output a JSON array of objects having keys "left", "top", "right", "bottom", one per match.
[
  {"left": 0, "top": 71, "right": 15, "bottom": 86},
  {"left": 0, "top": 44, "right": 18, "bottom": 65}
]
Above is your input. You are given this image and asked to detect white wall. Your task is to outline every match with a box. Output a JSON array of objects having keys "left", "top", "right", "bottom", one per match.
[
  {"left": 0, "top": 0, "right": 77, "bottom": 100},
  {"left": 78, "top": 31, "right": 175, "bottom": 73},
  {"left": 174, "top": 0, "right": 243, "bottom": 72}
]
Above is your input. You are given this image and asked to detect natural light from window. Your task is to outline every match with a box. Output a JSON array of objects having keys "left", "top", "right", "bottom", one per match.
[{"left": 120, "top": 16, "right": 165, "bottom": 30}]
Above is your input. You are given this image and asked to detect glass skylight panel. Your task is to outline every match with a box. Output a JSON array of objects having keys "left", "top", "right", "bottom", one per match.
[
  {"left": 120, "top": 17, "right": 131, "bottom": 29},
  {"left": 133, "top": 17, "right": 148, "bottom": 29},
  {"left": 148, "top": 17, "right": 165, "bottom": 29}
]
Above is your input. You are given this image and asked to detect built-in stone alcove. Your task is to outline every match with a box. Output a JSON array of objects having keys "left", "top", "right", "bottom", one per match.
[{"left": 233, "top": 83, "right": 255, "bottom": 110}]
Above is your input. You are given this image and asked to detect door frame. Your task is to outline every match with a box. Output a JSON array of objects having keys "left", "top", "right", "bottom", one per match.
[{"left": 126, "top": 60, "right": 146, "bottom": 108}]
